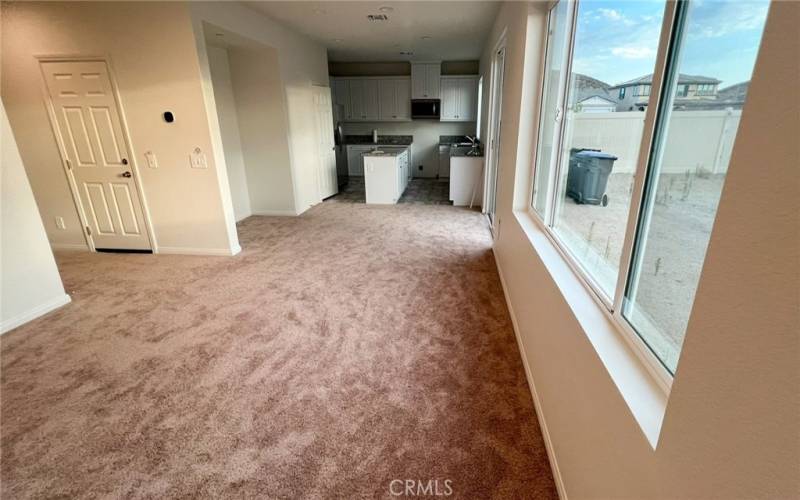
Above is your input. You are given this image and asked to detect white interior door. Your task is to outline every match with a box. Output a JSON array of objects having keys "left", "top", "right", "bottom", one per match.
[
  {"left": 313, "top": 86, "right": 338, "bottom": 199},
  {"left": 41, "top": 60, "right": 151, "bottom": 251}
]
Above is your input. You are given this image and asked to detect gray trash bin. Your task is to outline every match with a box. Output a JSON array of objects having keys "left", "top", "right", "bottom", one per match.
[{"left": 566, "top": 149, "right": 618, "bottom": 206}]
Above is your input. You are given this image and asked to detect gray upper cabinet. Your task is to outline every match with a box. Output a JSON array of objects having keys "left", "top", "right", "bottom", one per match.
[
  {"left": 440, "top": 76, "right": 479, "bottom": 122},
  {"left": 332, "top": 78, "right": 351, "bottom": 120},
  {"left": 349, "top": 79, "right": 379, "bottom": 121},
  {"left": 332, "top": 77, "right": 410, "bottom": 122},
  {"left": 411, "top": 63, "right": 441, "bottom": 99},
  {"left": 378, "top": 78, "right": 411, "bottom": 121}
]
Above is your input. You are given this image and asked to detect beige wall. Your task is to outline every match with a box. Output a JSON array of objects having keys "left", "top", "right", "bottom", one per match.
[
  {"left": 1, "top": 101, "right": 69, "bottom": 333},
  {"left": 1, "top": 1, "right": 239, "bottom": 255},
  {"left": 329, "top": 61, "right": 411, "bottom": 77},
  {"left": 207, "top": 46, "right": 251, "bottom": 222},
  {"left": 483, "top": 2, "right": 799, "bottom": 498},
  {"left": 329, "top": 60, "right": 480, "bottom": 77},
  {"left": 190, "top": 2, "right": 330, "bottom": 215},
  {"left": 227, "top": 46, "right": 296, "bottom": 216}
]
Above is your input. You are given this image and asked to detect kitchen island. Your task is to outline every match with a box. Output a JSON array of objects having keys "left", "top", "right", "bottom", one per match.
[{"left": 363, "top": 148, "right": 410, "bottom": 204}]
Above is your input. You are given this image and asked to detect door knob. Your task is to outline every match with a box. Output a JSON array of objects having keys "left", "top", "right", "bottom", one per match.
[
  {"left": 121, "top": 158, "right": 128, "bottom": 165},
  {"left": 121, "top": 171, "right": 132, "bottom": 178}
]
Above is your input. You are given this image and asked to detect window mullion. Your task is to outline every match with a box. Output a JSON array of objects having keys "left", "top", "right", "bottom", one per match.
[
  {"left": 546, "top": 0, "right": 578, "bottom": 228},
  {"left": 611, "top": 0, "right": 680, "bottom": 316}
]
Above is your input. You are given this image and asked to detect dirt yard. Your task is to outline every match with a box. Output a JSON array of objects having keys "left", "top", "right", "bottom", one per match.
[{"left": 556, "top": 172, "right": 726, "bottom": 369}]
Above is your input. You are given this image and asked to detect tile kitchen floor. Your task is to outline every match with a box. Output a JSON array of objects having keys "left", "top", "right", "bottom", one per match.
[{"left": 326, "top": 177, "right": 452, "bottom": 205}]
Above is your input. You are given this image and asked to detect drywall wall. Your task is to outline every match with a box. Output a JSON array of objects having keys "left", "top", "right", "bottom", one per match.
[
  {"left": 228, "top": 45, "right": 295, "bottom": 215},
  {"left": 189, "top": 2, "right": 330, "bottom": 215},
  {"left": 329, "top": 60, "right": 480, "bottom": 77},
  {"left": 1, "top": 101, "right": 70, "bottom": 334},
  {"left": 341, "top": 121, "right": 475, "bottom": 178},
  {"left": 207, "top": 46, "right": 251, "bottom": 222},
  {"left": 1, "top": 1, "right": 239, "bottom": 255},
  {"left": 484, "top": 1, "right": 799, "bottom": 498},
  {"left": 329, "top": 61, "right": 411, "bottom": 77}
]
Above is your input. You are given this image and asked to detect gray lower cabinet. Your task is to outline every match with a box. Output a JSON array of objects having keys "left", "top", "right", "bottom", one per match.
[
  {"left": 346, "top": 145, "right": 374, "bottom": 176},
  {"left": 438, "top": 145, "right": 451, "bottom": 178}
]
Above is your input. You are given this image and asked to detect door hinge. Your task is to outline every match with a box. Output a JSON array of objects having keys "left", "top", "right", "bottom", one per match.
[
  {"left": 85, "top": 225, "right": 92, "bottom": 236},
  {"left": 65, "top": 159, "right": 72, "bottom": 170}
]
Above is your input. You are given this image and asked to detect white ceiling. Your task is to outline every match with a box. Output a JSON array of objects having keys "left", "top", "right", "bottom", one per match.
[{"left": 245, "top": 1, "right": 501, "bottom": 62}]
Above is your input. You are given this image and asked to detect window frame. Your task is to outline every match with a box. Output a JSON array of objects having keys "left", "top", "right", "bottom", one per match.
[{"left": 528, "top": 0, "right": 684, "bottom": 392}]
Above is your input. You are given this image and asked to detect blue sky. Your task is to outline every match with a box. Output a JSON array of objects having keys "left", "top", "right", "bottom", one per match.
[{"left": 571, "top": 0, "right": 770, "bottom": 88}]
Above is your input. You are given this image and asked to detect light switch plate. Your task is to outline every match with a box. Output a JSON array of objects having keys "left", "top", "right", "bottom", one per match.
[
  {"left": 190, "top": 147, "right": 207, "bottom": 169},
  {"left": 145, "top": 150, "right": 158, "bottom": 169},
  {"left": 55, "top": 216, "right": 65, "bottom": 230}
]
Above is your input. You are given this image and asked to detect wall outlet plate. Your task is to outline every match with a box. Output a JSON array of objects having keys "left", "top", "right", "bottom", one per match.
[
  {"left": 190, "top": 148, "right": 207, "bottom": 169},
  {"left": 55, "top": 216, "right": 65, "bottom": 230},
  {"left": 145, "top": 151, "right": 158, "bottom": 169}
]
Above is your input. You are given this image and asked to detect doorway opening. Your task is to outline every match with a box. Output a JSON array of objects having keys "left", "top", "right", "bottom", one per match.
[{"left": 204, "top": 23, "right": 295, "bottom": 223}]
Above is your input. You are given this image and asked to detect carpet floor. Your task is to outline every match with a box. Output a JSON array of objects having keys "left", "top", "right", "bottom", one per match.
[{"left": 1, "top": 202, "right": 557, "bottom": 499}]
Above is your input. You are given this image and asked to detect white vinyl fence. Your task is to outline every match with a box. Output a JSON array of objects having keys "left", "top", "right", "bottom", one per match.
[{"left": 565, "top": 109, "right": 742, "bottom": 174}]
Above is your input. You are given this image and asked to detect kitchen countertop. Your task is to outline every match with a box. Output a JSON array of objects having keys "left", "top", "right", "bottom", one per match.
[
  {"left": 363, "top": 148, "right": 409, "bottom": 157},
  {"left": 439, "top": 135, "right": 477, "bottom": 146},
  {"left": 345, "top": 135, "right": 413, "bottom": 146},
  {"left": 450, "top": 148, "right": 484, "bottom": 158}
]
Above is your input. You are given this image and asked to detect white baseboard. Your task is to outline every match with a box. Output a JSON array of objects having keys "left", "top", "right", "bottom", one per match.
[
  {"left": 156, "top": 246, "right": 239, "bottom": 256},
  {"left": 1, "top": 293, "right": 72, "bottom": 335},
  {"left": 249, "top": 209, "right": 297, "bottom": 217},
  {"left": 493, "top": 249, "right": 568, "bottom": 500},
  {"left": 50, "top": 243, "right": 88, "bottom": 251}
]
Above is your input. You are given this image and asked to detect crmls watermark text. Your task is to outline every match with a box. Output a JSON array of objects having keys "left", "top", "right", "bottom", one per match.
[{"left": 389, "top": 479, "right": 453, "bottom": 496}]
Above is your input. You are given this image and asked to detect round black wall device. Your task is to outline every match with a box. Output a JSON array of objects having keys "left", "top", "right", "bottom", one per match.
[{"left": 163, "top": 111, "right": 175, "bottom": 123}]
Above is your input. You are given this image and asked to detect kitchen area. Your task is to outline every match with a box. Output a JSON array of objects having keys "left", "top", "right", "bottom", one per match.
[{"left": 328, "top": 61, "right": 485, "bottom": 206}]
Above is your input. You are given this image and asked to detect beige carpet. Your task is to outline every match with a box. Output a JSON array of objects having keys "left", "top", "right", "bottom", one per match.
[{"left": 1, "top": 202, "right": 557, "bottom": 499}]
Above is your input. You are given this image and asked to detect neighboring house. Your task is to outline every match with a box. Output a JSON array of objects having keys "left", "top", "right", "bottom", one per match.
[
  {"left": 610, "top": 73, "right": 721, "bottom": 111},
  {"left": 569, "top": 73, "right": 616, "bottom": 113},
  {"left": 712, "top": 81, "right": 750, "bottom": 109},
  {"left": 576, "top": 95, "right": 617, "bottom": 113}
]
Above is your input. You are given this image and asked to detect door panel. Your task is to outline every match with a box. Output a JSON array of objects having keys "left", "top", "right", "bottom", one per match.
[
  {"left": 42, "top": 60, "right": 151, "bottom": 250},
  {"left": 83, "top": 182, "right": 115, "bottom": 234},
  {"left": 110, "top": 183, "right": 142, "bottom": 235},
  {"left": 313, "top": 86, "right": 338, "bottom": 199}
]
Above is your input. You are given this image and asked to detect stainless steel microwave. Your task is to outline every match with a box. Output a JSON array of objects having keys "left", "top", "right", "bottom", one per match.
[{"left": 411, "top": 99, "right": 441, "bottom": 120}]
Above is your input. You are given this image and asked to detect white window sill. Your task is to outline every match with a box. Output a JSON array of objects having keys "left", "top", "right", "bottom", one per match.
[{"left": 512, "top": 209, "right": 668, "bottom": 449}]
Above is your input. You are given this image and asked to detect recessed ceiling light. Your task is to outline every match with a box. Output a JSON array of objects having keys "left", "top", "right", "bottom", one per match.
[
  {"left": 334, "top": 39, "right": 344, "bottom": 43},
  {"left": 379, "top": 6, "right": 394, "bottom": 12}
]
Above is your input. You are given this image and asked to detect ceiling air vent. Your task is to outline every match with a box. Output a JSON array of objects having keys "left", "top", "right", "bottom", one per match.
[{"left": 367, "top": 14, "right": 389, "bottom": 21}]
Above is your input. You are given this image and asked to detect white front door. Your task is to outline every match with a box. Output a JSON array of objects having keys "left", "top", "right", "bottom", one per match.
[
  {"left": 41, "top": 60, "right": 151, "bottom": 250},
  {"left": 313, "top": 86, "right": 338, "bottom": 199}
]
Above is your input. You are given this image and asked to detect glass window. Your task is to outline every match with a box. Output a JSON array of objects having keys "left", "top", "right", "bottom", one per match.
[
  {"left": 623, "top": 0, "right": 769, "bottom": 373},
  {"left": 532, "top": 0, "right": 571, "bottom": 216},
  {"left": 550, "top": 0, "right": 665, "bottom": 299},
  {"left": 529, "top": 0, "right": 770, "bottom": 378}
]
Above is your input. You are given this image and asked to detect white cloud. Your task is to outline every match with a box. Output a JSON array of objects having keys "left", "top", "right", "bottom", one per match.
[
  {"left": 611, "top": 46, "right": 657, "bottom": 59},
  {"left": 598, "top": 8, "right": 623, "bottom": 21},
  {"left": 595, "top": 7, "right": 636, "bottom": 26}
]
